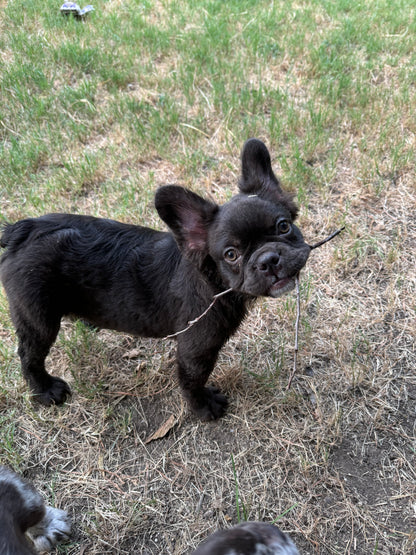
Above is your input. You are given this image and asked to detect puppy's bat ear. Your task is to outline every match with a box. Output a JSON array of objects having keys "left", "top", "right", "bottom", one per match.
[
  {"left": 155, "top": 185, "right": 218, "bottom": 260},
  {"left": 239, "top": 138, "right": 298, "bottom": 219}
]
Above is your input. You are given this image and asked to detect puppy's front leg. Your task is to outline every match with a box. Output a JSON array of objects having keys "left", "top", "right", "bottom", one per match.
[
  {"left": 28, "top": 505, "right": 71, "bottom": 552},
  {"left": 176, "top": 338, "right": 228, "bottom": 420}
]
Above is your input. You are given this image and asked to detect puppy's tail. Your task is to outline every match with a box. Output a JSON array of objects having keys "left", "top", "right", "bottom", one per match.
[{"left": 0, "top": 219, "right": 36, "bottom": 251}]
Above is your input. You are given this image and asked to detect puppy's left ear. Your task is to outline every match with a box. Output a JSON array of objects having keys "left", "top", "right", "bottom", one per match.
[
  {"left": 155, "top": 185, "right": 218, "bottom": 262},
  {"left": 239, "top": 138, "right": 298, "bottom": 219}
]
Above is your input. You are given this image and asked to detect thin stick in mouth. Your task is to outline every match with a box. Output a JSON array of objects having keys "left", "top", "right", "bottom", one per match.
[
  {"left": 286, "top": 275, "right": 300, "bottom": 390},
  {"left": 287, "top": 226, "right": 345, "bottom": 388},
  {"left": 309, "top": 226, "right": 345, "bottom": 250}
]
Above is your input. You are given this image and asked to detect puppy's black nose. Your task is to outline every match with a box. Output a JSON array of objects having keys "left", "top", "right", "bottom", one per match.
[{"left": 256, "top": 252, "right": 280, "bottom": 273}]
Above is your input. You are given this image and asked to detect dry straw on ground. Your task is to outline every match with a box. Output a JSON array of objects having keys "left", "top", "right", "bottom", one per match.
[{"left": 1, "top": 157, "right": 414, "bottom": 554}]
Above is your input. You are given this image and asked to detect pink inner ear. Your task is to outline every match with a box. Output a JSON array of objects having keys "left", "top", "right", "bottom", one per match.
[
  {"left": 182, "top": 209, "right": 208, "bottom": 252},
  {"left": 187, "top": 235, "right": 207, "bottom": 250}
]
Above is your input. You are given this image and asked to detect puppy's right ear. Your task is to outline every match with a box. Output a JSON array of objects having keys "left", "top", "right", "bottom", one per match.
[{"left": 155, "top": 185, "right": 218, "bottom": 262}]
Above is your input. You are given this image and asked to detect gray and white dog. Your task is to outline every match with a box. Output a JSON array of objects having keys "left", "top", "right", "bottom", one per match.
[
  {"left": 0, "top": 466, "right": 298, "bottom": 554},
  {"left": 192, "top": 521, "right": 299, "bottom": 555},
  {"left": 0, "top": 466, "right": 71, "bottom": 554}
]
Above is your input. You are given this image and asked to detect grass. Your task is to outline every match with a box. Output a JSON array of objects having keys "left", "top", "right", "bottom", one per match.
[
  {"left": 231, "top": 453, "right": 248, "bottom": 523},
  {"left": 1, "top": 0, "right": 416, "bottom": 553}
]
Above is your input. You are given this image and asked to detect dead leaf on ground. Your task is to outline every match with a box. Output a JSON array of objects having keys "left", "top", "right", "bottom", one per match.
[
  {"left": 122, "top": 348, "right": 143, "bottom": 359},
  {"left": 145, "top": 414, "right": 178, "bottom": 444}
]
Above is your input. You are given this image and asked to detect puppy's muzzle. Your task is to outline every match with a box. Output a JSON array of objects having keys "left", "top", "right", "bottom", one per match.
[
  {"left": 255, "top": 251, "right": 281, "bottom": 277},
  {"left": 242, "top": 242, "right": 310, "bottom": 297}
]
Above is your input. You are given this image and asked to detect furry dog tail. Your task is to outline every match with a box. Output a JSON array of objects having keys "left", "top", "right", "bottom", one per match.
[{"left": 0, "top": 220, "right": 36, "bottom": 251}]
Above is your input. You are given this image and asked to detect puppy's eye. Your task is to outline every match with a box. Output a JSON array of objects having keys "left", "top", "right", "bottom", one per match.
[
  {"left": 224, "top": 248, "right": 239, "bottom": 262},
  {"left": 277, "top": 219, "right": 291, "bottom": 235}
]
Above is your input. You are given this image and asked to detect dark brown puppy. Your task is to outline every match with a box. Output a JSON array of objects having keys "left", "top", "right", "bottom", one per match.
[
  {"left": 0, "top": 466, "right": 70, "bottom": 554},
  {"left": 192, "top": 522, "right": 299, "bottom": 555},
  {"left": 0, "top": 139, "right": 310, "bottom": 420}
]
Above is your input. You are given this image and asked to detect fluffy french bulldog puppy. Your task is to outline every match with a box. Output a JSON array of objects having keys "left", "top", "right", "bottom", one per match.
[
  {"left": 192, "top": 521, "right": 299, "bottom": 555},
  {"left": 0, "top": 139, "right": 310, "bottom": 420},
  {"left": 0, "top": 466, "right": 71, "bottom": 555}
]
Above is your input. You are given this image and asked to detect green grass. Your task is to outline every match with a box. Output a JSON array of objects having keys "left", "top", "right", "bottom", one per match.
[
  {"left": 1, "top": 0, "right": 414, "bottom": 217},
  {"left": 231, "top": 453, "right": 248, "bottom": 523},
  {"left": 0, "top": 412, "right": 22, "bottom": 468}
]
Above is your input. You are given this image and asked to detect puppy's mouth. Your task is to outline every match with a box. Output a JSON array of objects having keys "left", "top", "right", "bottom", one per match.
[
  {"left": 237, "top": 271, "right": 298, "bottom": 298},
  {"left": 267, "top": 276, "right": 296, "bottom": 297}
]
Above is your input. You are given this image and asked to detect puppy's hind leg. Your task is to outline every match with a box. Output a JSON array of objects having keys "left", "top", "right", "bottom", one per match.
[{"left": 15, "top": 316, "right": 71, "bottom": 406}]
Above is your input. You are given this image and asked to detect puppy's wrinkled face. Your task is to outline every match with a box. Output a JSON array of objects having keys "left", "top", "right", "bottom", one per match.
[
  {"left": 155, "top": 138, "right": 310, "bottom": 298},
  {"left": 209, "top": 195, "right": 310, "bottom": 297}
]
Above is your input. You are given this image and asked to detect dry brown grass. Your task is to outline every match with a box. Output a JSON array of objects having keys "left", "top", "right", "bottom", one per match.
[{"left": 1, "top": 158, "right": 414, "bottom": 553}]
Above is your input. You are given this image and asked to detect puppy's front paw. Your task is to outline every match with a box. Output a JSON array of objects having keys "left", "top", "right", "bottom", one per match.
[
  {"left": 29, "top": 506, "right": 71, "bottom": 551},
  {"left": 34, "top": 377, "right": 71, "bottom": 406},
  {"left": 194, "top": 386, "right": 228, "bottom": 421}
]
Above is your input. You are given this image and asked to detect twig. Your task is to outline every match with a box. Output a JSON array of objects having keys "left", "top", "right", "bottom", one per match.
[
  {"left": 309, "top": 226, "right": 345, "bottom": 250},
  {"left": 286, "top": 275, "right": 300, "bottom": 390},
  {"left": 286, "top": 226, "right": 345, "bottom": 388},
  {"left": 163, "top": 288, "right": 233, "bottom": 339}
]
